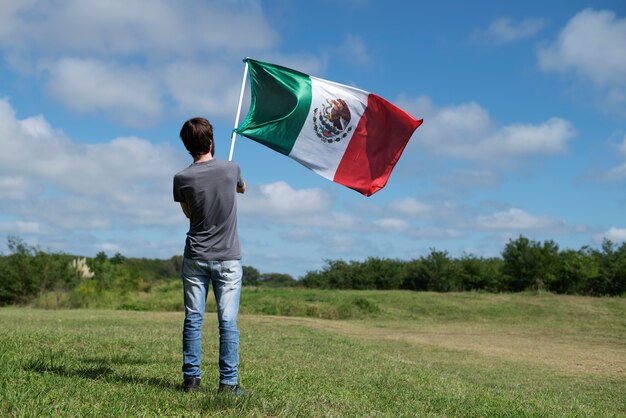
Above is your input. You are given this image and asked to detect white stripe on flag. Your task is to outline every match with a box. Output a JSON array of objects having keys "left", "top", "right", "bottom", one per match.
[{"left": 289, "top": 76, "right": 369, "bottom": 180}]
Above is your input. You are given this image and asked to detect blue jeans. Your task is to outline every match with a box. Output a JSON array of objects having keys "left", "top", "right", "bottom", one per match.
[{"left": 181, "top": 258, "right": 242, "bottom": 385}]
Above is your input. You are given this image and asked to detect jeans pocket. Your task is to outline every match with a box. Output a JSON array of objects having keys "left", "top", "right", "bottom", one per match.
[{"left": 219, "top": 260, "right": 242, "bottom": 283}]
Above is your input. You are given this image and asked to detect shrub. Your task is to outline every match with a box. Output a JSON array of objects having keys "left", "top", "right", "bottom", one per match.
[
  {"left": 458, "top": 255, "right": 503, "bottom": 292},
  {"left": 587, "top": 240, "right": 626, "bottom": 295},
  {"left": 403, "top": 249, "right": 458, "bottom": 292},
  {"left": 501, "top": 236, "right": 559, "bottom": 291},
  {"left": 258, "top": 272, "right": 297, "bottom": 287},
  {"left": 551, "top": 248, "right": 598, "bottom": 294},
  {"left": 243, "top": 265, "right": 260, "bottom": 286},
  {"left": 0, "top": 237, "right": 74, "bottom": 305}
]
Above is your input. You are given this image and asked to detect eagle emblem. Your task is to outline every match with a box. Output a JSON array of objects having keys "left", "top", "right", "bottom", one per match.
[{"left": 313, "top": 98, "right": 353, "bottom": 143}]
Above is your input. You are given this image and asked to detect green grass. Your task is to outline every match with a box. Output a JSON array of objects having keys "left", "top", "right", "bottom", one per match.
[
  {"left": 2, "top": 290, "right": 625, "bottom": 417},
  {"left": 34, "top": 283, "right": 384, "bottom": 318}
]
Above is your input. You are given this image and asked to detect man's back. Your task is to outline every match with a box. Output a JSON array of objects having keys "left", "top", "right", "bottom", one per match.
[{"left": 173, "top": 159, "right": 243, "bottom": 261}]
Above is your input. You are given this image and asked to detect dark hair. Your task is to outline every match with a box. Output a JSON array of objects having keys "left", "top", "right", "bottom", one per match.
[{"left": 179, "top": 117, "right": 214, "bottom": 158}]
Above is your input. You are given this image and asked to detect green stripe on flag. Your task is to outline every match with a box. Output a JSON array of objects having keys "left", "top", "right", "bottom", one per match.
[{"left": 235, "top": 58, "right": 312, "bottom": 155}]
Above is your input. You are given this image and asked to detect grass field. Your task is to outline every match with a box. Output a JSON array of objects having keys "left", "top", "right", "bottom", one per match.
[{"left": 1, "top": 291, "right": 625, "bottom": 417}]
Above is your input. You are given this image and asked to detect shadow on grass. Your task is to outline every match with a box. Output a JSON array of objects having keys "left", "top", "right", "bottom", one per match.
[
  {"left": 81, "top": 354, "right": 151, "bottom": 366},
  {"left": 23, "top": 356, "right": 181, "bottom": 391},
  {"left": 24, "top": 360, "right": 115, "bottom": 379}
]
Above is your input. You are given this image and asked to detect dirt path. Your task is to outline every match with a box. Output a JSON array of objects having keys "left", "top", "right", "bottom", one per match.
[{"left": 246, "top": 315, "right": 626, "bottom": 378}]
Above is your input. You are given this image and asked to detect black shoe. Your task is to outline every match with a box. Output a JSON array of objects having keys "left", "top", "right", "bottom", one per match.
[
  {"left": 218, "top": 383, "right": 248, "bottom": 396},
  {"left": 183, "top": 377, "right": 201, "bottom": 392}
]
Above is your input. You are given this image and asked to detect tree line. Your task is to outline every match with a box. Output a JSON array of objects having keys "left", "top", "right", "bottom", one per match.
[
  {"left": 0, "top": 237, "right": 298, "bottom": 306},
  {"left": 301, "top": 236, "right": 625, "bottom": 295},
  {"left": 0, "top": 235, "right": 624, "bottom": 306}
]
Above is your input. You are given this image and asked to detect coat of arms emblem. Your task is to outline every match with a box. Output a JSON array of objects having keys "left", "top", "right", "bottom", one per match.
[{"left": 313, "top": 98, "right": 353, "bottom": 143}]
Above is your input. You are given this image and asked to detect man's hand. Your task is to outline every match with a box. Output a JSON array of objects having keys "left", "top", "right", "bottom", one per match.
[{"left": 237, "top": 181, "right": 247, "bottom": 194}]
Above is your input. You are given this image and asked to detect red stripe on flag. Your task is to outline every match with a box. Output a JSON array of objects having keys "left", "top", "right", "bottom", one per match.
[{"left": 333, "top": 94, "right": 423, "bottom": 196}]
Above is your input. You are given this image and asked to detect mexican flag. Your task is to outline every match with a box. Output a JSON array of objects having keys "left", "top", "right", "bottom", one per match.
[{"left": 235, "top": 58, "right": 423, "bottom": 196}]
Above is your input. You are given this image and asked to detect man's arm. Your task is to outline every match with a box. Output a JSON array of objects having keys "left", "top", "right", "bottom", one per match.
[
  {"left": 179, "top": 202, "right": 191, "bottom": 219},
  {"left": 237, "top": 181, "right": 247, "bottom": 194}
]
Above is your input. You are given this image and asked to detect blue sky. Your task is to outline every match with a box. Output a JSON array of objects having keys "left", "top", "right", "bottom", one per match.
[{"left": 0, "top": 0, "right": 625, "bottom": 277}]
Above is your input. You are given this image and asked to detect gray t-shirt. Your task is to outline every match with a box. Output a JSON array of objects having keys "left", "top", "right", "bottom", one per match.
[{"left": 173, "top": 159, "right": 244, "bottom": 260}]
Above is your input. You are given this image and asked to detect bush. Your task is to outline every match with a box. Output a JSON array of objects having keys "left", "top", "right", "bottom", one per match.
[
  {"left": 2, "top": 233, "right": 625, "bottom": 306},
  {"left": 258, "top": 272, "right": 298, "bottom": 287},
  {"left": 501, "top": 236, "right": 559, "bottom": 291},
  {"left": 243, "top": 265, "right": 260, "bottom": 286},
  {"left": 551, "top": 248, "right": 597, "bottom": 294},
  {"left": 356, "top": 258, "right": 405, "bottom": 290},
  {"left": 458, "top": 255, "right": 503, "bottom": 292},
  {"left": 403, "top": 250, "right": 458, "bottom": 292},
  {"left": 587, "top": 240, "right": 626, "bottom": 295},
  {"left": 0, "top": 237, "right": 74, "bottom": 305}
]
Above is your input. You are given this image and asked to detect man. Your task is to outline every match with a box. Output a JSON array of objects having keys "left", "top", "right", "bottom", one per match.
[{"left": 173, "top": 117, "right": 247, "bottom": 395}]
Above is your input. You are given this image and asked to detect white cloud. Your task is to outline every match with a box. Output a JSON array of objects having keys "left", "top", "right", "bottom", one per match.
[
  {"left": 239, "top": 181, "right": 332, "bottom": 217},
  {"left": 476, "top": 208, "right": 568, "bottom": 231},
  {"left": 389, "top": 197, "right": 432, "bottom": 216},
  {"left": 0, "top": 101, "right": 181, "bottom": 197},
  {"left": 0, "top": 176, "right": 32, "bottom": 200},
  {"left": 373, "top": 218, "right": 409, "bottom": 231},
  {"left": 539, "top": 9, "right": 626, "bottom": 87},
  {"left": 596, "top": 227, "right": 626, "bottom": 243},
  {"left": 324, "top": 234, "right": 358, "bottom": 254},
  {"left": 398, "top": 95, "right": 576, "bottom": 161},
  {"left": 374, "top": 198, "right": 466, "bottom": 238},
  {"left": 0, "top": 0, "right": 308, "bottom": 126},
  {"left": 238, "top": 181, "right": 365, "bottom": 231},
  {"left": 162, "top": 61, "right": 243, "bottom": 119},
  {"left": 600, "top": 135, "right": 626, "bottom": 181},
  {"left": 439, "top": 170, "right": 499, "bottom": 188},
  {"left": 408, "top": 227, "right": 464, "bottom": 239},
  {"left": 603, "top": 162, "right": 626, "bottom": 180},
  {"left": 0, "top": 1, "right": 32, "bottom": 40},
  {"left": 538, "top": 9, "right": 626, "bottom": 115},
  {"left": 0, "top": 97, "right": 186, "bottom": 232},
  {"left": 387, "top": 197, "right": 464, "bottom": 228},
  {"left": 0, "top": 220, "right": 43, "bottom": 235},
  {"left": 337, "top": 34, "right": 372, "bottom": 66},
  {"left": 281, "top": 228, "right": 319, "bottom": 242},
  {"left": 475, "top": 17, "right": 548, "bottom": 43},
  {"left": 301, "top": 212, "right": 359, "bottom": 230},
  {"left": 0, "top": 0, "right": 277, "bottom": 60},
  {"left": 46, "top": 58, "right": 163, "bottom": 125}
]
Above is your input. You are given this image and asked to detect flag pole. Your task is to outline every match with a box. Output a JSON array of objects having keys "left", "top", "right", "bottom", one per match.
[{"left": 228, "top": 60, "right": 249, "bottom": 161}]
